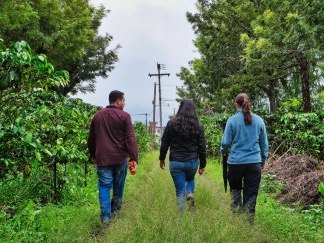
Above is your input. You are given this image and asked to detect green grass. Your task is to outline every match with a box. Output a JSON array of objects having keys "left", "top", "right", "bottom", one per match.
[{"left": 1, "top": 152, "right": 323, "bottom": 242}]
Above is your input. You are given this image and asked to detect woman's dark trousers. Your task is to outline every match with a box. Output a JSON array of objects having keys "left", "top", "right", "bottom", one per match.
[{"left": 228, "top": 163, "right": 262, "bottom": 223}]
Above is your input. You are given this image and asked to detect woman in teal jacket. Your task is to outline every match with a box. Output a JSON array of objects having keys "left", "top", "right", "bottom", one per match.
[{"left": 221, "top": 93, "right": 268, "bottom": 224}]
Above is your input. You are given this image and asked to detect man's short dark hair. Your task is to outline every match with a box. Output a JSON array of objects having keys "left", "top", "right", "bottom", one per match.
[{"left": 109, "top": 90, "right": 124, "bottom": 104}]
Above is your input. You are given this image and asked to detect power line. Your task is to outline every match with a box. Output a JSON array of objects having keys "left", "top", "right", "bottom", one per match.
[
  {"left": 148, "top": 62, "right": 170, "bottom": 136},
  {"left": 131, "top": 113, "right": 149, "bottom": 128}
]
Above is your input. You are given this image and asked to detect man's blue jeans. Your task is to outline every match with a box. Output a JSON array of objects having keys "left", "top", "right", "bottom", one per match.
[
  {"left": 97, "top": 158, "right": 128, "bottom": 222},
  {"left": 169, "top": 160, "right": 198, "bottom": 211}
]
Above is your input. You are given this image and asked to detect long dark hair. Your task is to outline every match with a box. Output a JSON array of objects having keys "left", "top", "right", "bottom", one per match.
[
  {"left": 235, "top": 93, "right": 252, "bottom": 125},
  {"left": 173, "top": 99, "right": 199, "bottom": 137}
]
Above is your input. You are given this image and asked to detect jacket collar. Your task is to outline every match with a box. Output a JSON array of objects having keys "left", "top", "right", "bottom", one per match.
[
  {"left": 235, "top": 108, "right": 242, "bottom": 114},
  {"left": 106, "top": 104, "right": 123, "bottom": 110}
]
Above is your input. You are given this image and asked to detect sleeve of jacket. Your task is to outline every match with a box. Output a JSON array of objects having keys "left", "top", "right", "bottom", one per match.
[
  {"left": 124, "top": 114, "right": 138, "bottom": 163},
  {"left": 87, "top": 117, "right": 96, "bottom": 159},
  {"left": 259, "top": 119, "right": 269, "bottom": 163},
  {"left": 198, "top": 124, "right": 207, "bottom": 169},
  {"left": 159, "top": 121, "right": 171, "bottom": 161}
]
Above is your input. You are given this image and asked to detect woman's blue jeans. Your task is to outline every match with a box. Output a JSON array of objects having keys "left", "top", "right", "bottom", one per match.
[
  {"left": 97, "top": 158, "right": 128, "bottom": 222},
  {"left": 169, "top": 160, "right": 198, "bottom": 211}
]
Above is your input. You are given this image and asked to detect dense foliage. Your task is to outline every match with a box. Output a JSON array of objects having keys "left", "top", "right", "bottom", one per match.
[
  {"left": 0, "top": 0, "right": 119, "bottom": 95},
  {"left": 264, "top": 112, "right": 324, "bottom": 160},
  {"left": 200, "top": 114, "right": 229, "bottom": 157},
  {"left": 0, "top": 40, "right": 69, "bottom": 94},
  {"left": 177, "top": 0, "right": 324, "bottom": 114},
  {"left": 200, "top": 112, "right": 324, "bottom": 160},
  {"left": 0, "top": 38, "right": 153, "bottom": 212},
  {"left": 133, "top": 121, "right": 154, "bottom": 159},
  {"left": 0, "top": 91, "right": 100, "bottom": 203},
  {"left": 0, "top": 90, "right": 154, "bottom": 212}
]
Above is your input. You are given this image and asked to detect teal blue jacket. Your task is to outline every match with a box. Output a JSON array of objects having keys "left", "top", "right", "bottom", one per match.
[{"left": 221, "top": 109, "right": 268, "bottom": 164}]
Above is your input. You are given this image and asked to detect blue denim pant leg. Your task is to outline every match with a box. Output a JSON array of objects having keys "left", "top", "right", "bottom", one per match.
[
  {"left": 185, "top": 160, "right": 198, "bottom": 194},
  {"left": 97, "top": 158, "right": 128, "bottom": 222},
  {"left": 111, "top": 159, "right": 128, "bottom": 215},
  {"left": 169, "top": 160, "right": 198, "bottom": 211}
]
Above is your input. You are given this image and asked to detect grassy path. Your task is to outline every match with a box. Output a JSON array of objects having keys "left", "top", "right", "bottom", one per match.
[
  {"left": 39, "top": 151, "right": 322, "bottom": 242},
  {"left": 93, "top": 152, "right": 271, "bottom": 243}
]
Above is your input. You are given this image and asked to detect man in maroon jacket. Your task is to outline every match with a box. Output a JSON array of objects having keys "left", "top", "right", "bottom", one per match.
[{"left": 88, "top": 90, "right": 138, "bottom": 225}]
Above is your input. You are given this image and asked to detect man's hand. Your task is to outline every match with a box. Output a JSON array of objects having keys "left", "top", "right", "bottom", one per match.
[
  {"left": 198, "top": 167, "right": 204, "bottom": 175},
  {"left": 160, "top": 160, "right": 165, "bottom": 170}
]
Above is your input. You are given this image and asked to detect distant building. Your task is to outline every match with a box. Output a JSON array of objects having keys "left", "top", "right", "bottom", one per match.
[
  {"left": 148, "top": 121, "right": 157, "bottom": 135},
  {"left": 148, "top": 121, "right": 164, "bottom": 137}
]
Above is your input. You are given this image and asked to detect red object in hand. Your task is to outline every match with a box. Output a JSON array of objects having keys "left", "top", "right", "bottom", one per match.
[{"left": 127, "top": 161, "right": 137, "bottom": 175}]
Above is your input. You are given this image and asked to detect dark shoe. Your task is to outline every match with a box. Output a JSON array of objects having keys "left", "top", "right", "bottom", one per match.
[
  {"left": 247, "top": 214, "right": 255, "bottom": 225},
  {"left": 187, "top": 193, "right": 195, "bottom": 209}
]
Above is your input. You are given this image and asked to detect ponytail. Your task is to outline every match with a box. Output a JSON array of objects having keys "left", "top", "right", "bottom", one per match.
[{"left": 235, "top": 93, "right": 252, "bottom": 125}]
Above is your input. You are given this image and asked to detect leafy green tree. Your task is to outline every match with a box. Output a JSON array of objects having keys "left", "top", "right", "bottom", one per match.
[
  {"left": 179, "top": 0, "right": 324, "bottom": 113},
  {"left": 177, "top": 0, "right": 265, "bottom": 114},
  {"left": 0, "top": 90, "right": 100, "bottom": 201},
  {"left": 0, "top": 0, "right": 119, "bottom": 95},
  {"left": 241, "top": 0, "right": 324, "bottom": 112},
  {"left": 0, "top": 40, "right": 69, "bottom": 100},
  {"left": 133, "top": 122, "right": 153, "bottom": 158}
]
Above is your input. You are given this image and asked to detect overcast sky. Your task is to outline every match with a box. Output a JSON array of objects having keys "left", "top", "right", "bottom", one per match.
[{"left": 73, "top": 0, "right": 198, "bottom": 126}]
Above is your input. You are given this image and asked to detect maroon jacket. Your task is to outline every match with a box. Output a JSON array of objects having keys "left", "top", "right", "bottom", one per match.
[{"left": 87, "top": 105, "right": 138, "bottom": 166}]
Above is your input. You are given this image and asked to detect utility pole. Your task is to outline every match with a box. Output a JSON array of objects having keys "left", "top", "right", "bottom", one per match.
[
  {"left": 132, "top": 113, "right": 149, "bottom": 131},
  {"left": 148, "top": 63, "right": 170, "bottom": 136},
  {"left": 152, "top": 82, "right": 156, "bottom": 135}
]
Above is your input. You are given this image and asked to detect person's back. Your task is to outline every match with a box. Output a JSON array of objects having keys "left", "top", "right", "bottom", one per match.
[
  {"left": 222, "top": 111, "right": 267, "bottom": 164},
  {"left": 162, "top": 120, "right": 205, "bottom": 163},
  {"left": 90, "top": 106, "right": 137, "bottom": 166}
]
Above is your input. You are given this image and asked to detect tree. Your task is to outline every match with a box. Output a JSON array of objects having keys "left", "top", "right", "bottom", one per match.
[
  {"left": 0, "top": 0, "right": 119, "bottom": 95},
  {"left": 177, "top": 0, "right": 265, "bottom": 114},
  {"left": 241, "top": 0, "right": 324, "bottom": 112},
  {"left": 179, "top": 0, "right": 324, "bottom": 113},
  {"left": 0, "top": 40, "right": 69, "bottom": 101}
]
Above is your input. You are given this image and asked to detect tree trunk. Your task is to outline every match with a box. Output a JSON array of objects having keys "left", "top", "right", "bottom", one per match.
[
  {"left": 258, "top": 79, "right": 277, "bottom": 113},
  {"left": 299, "top": 57, "right": 311, "bottom": 112},
  {"left": 268, "top": 79, "right": 277, "bottom": 113}
]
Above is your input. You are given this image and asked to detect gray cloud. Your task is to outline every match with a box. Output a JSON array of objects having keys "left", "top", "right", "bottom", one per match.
[{"left": 74, "top": 0, "right": 198, "bottom": 126}]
